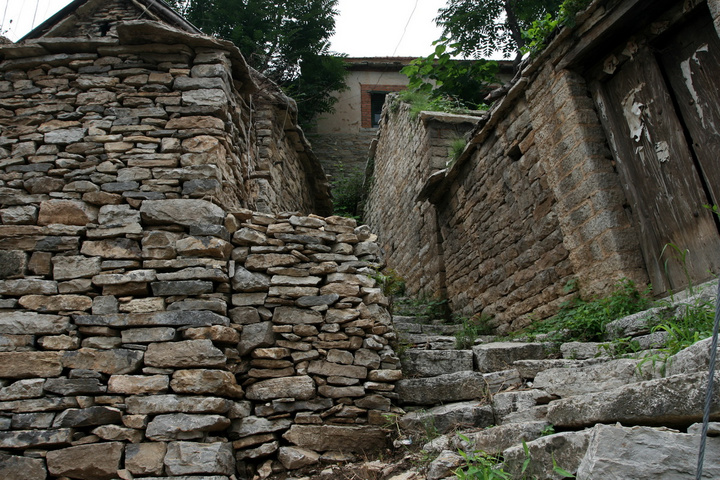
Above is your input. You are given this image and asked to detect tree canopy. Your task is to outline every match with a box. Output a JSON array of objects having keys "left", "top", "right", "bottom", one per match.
[
  {"left": 168, "top": 0, "right": 347, "bottom": 126},
  {"left": 435, "top": 0, "right": 564, "bottom": 61}
]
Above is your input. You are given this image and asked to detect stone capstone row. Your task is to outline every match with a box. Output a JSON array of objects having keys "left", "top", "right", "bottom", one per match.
[{"left": 0, "top": 201, "right": 401, "bottom": 479}]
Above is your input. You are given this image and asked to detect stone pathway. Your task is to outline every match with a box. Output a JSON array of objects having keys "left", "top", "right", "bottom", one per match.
[{"left": 317, "top": 280, "right": 720, "bottom": 480}]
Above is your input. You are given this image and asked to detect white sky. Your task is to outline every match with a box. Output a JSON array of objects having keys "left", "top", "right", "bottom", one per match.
[{"left": 0, "top": 0, "right": 447, "bottom": 58}]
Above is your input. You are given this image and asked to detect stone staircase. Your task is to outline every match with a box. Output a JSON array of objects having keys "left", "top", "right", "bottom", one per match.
[{"left": 385, "top": 281, "right": 720, "bottom": 479}]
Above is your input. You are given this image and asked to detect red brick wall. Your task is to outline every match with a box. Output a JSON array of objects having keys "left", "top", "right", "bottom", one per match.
[{"left": 360, "top": 84, "right": 406, "bottom": 128}]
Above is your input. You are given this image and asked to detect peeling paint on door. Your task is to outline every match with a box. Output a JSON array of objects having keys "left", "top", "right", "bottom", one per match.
[
  {"left": 621, "top": 84, "right": 648, "bottom": 143},
  {"left": 655, "top": 141, "right": 670, "bottom": 162},
  {"left": 680, "top": 43, "right": 711, "bottom": 130}
]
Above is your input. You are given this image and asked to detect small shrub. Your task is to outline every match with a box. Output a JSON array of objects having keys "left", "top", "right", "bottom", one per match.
[
  {"left": 455, "top": 314, "right": 494, "bottom": 349},
  {"left": 524, "top": 279, "right": 653, "bottom": 342},
  {"left": 330, "top": 163, "right": 365, "bottom": 220},
  {"left": 653, "top": 299, "right": 715, "bottom": 357},
  {"left": 373, "top": 269, "right": 406, "bottom": 297}
]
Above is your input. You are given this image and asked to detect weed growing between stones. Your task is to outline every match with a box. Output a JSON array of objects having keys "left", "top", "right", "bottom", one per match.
[
  {"left": 448, "top": 137, "right": 468, "bottom": 168},
  {"left": 396, "top": 90, "right": 469, "bottom": 120},
  {"left": 653, "top": 299, "right": 715, "bottom": 357},
  {"left": 523, "top": 278, "right": 653, "bottom": 342},
  {"left": 330, "top": 162, "right": 366, "bottom": 220},
  {"left": 394, "top": 295, "right": 449, "bottom": 319},
  {"left": 454, "top": 436, "right": 576, "bottom": 479},
  {"left": 455, "top": 314, "right": 495, "bottom": 349}
]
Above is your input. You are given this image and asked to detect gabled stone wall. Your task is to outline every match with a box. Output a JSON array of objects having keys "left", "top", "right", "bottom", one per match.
[{"left": 0, "top": 19, "right": 330, "bottom": 217}]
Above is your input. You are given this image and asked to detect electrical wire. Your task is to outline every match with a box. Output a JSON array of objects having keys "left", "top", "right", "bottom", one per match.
[
  {"left": 696, "top": 279, "right": 720, "bottom": 479},
  {"left": 31, "top": 0, "right": 40, "bottom": 30}
]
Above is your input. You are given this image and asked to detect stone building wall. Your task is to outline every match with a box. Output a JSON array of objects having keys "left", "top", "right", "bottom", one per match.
[
  {"left": 0, "top": 6, "right": 383, "bottom": 479},
  {"left": 365, "top": 0, "right": 673, "bottom": 332},
  {"left": 364, "top": 101, "right": 479, "bottom": 300},
  {"left": 0, "top": 20, "right": 330, "bottom": 219}
]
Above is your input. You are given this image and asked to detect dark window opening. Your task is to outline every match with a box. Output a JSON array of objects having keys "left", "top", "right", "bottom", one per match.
[
  {"left": 370, "top": 92, "right": 387, "bottom": 128},
  {"left": 99, "top": 21, "right": 111, "bottom": 37}
]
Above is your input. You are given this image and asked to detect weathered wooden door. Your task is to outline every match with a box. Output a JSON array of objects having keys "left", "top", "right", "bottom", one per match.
[{"left": 591, "top": 9, "right": 720, "bottom": 295}]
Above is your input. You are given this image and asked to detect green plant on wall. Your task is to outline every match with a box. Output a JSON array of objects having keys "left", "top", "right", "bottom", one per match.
[
  {"left": 521, "top": 0, "right": 592, "bottom": 56},
  {"left": 330, "top": 163, "right": 366, "bottom": 220},
  {"left": 524, "top": 278, "right": 653, "bottom": 342}
]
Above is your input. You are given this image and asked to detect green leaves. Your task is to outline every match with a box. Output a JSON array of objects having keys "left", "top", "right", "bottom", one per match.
[
  {"left": 400, "top": 38, "right": 499, "bottom": 112},
  {"left": 168, "top": 0, "right": 348, "bottom": 127}
]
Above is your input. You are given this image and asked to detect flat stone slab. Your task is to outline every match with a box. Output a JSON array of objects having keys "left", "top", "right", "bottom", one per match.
[
  {"left": 424, "top": 421, "right": 549, "bottom": 454},
  {"left": 401, "top": 350, "right": 474, "bottom": 378},
  {"left": 576, "top": 423, "right": 720, "bottom": 479},
  {"left": 473, "top": 342, "right": 551, "bottom": 373},
  {"left": 283, "top": 424, "right": 388, "bottom": 453},
  {"left": 547, "top": 372, "right": 720, "bottom": 429},
  {"left": 396, "top": 369, "right": 520, "bottom": 405},
  {"left": 399, "top": 401, "right": 494, "bottom": 435},
  {"left": 534, "top": 358, "right": 652, "bottom": 398},
  {"left": 503, "top": 430, "right": 592, "bottom": 479}
]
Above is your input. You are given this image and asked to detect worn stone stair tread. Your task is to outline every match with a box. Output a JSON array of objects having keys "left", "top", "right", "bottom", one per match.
[
  {"left": 546, "top": 371, "right": 720, "bottom": 429},
  {"left": 396, "top": 369, "right": 521, "bottom": 405},
  {"left": 473, "top": 342, "right": 553, "bottom": 373},
  {"left": 502, "top": 429, "right": 592, "bottom": 479},
  {"left": 396, "top": 333, "right": 456, "bottom": 345},
  {"left": 424, "top": 420, "right": 550, "bottom": 454},
  {"left": 398, "top": 401, "right": 494, "bottom": 435},
  {"left": 533, "top": 357, "right": 657, "bottom": 398},
  {"left": 492, "top": 389, "right": 553, "bottom": 424},
  {"left": 400, "top": 349, "right": 474, "bottom": 378},
  {"left": 513, "top": 357, "right": 609, "bottom": 379}
]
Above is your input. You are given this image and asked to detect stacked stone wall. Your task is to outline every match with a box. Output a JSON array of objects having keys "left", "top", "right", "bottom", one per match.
[
  {"left": 307, "top": 131, "right": 377, "bottom": 179},
  {"left": 0, "top": 22, "right": 329, "bottom": 218},
  {"left": 0, "top": 204, "right": 399, "bottom": 479},
  {"left": 365, "top": 5, "right": 652, "bottom": 331},
  {"left": 364, "top": 102, "right": 478, "bottom": 300}
]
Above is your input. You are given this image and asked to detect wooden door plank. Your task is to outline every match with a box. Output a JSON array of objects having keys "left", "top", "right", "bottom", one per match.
[
  {"left": 657, "top": 10, "right": 720, "bottom": 206},
  {"left": 593, "top": 47, "right": 720, "bottom": 293}
]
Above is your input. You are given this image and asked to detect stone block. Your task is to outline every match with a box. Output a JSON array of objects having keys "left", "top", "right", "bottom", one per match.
[
  {"left": 145, "top": 339, "right": 226, "bottom": 368},
  {"left": 245, "top": 375, "right": 316, "bottom": 401},
  {"left": 473, "top": 342, "right": 550, "bottom": 373},
  {"left": 401, "top": 349, "right": 474, "bottom": 377},
  {"left": 0, "top": 351, "right": 63, "bottom": 378},
  {"left": 146, "top": 413, "right": 231, "bottom": 441},
  {"left": 0, "top": 453, "right": 47, "bottom": 480},
  {"left": 547, "top": 372, "right": 720, "bottom": 428},
  {"left": 46, "top": 442, "right": 123, "bottom": 480},
  {"left": 283, "top": 424, "right": 388, "bottom": 453},
  {"left": 125, "top": 442, "right": 167, "bottom": 476}
]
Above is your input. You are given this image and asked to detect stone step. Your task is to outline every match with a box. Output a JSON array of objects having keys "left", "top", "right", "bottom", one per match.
[
  {"left": 398, "top": 333, "right": 457, "bottom": 350},
  {"left": 424, "top": 421, "right": 550, "bottom": 454},
  {"left": 546, "top": 371, "right": 720, "bottom": 429},
  {"left": 393, "top": 320, "right": 460, "bottom": 336},
  {"left": 400, "top": 349, "right": 474, "bottom": 378},
  {"left": 473, "top": 342, "right": 553, "bottom": 373},
  {"left": 399, "top": 401, "right": 494, "bottom": 436},
  {"left": 396, "top": 369, "right": 521, "bottom": 405},
  {"left": 533, "top": 357, "right": 657, "bottom": 398}
]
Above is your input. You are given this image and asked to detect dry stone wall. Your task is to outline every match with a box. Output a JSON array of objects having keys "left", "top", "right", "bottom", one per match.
[
  {"left": 365, "top": 3, "right": 660, "bottom": 333},
  {"left": 0, "top": 205, "right": 400, "bottom": 479},
  {"left": 0, "top": 20, "right": 330, "bottom": 218},
  {"left": 364, "top": 104, "right": 479, "bottom": 300},
  {"left": 0, "top": 13, "right": 389, "bottom": 480}
]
